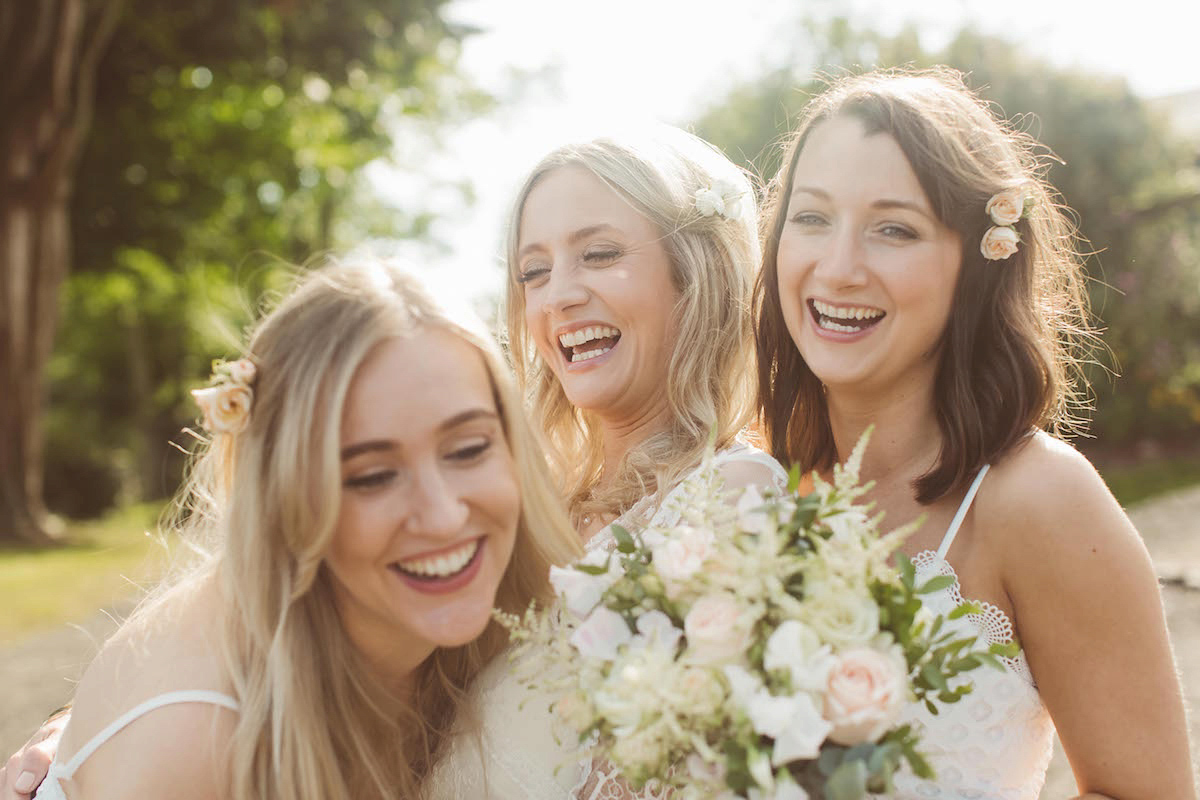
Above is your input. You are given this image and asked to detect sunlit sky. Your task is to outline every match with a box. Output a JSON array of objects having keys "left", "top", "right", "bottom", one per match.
[{"left": 371, "top": 0, "right": 1198, "bottom": 303}]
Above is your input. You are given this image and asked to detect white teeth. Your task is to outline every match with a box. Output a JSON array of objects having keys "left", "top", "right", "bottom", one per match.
[
  {"left": 570, "top": 345, "right": 613, "bottom": 362},
  {"left": 812, "top": 299, "right": 883, "bottom": 320},
  {"left": 396, "top": 539, "right": 479, "bottom": 578},
  {"left": 818, "top": 317, "right": 860, "bottom": 333},
  {"left": 558, "top": 325, "right": 621, "bottom": 348}
]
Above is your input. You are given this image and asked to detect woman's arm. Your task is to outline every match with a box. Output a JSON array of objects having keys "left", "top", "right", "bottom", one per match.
[{"left": 996, "top": 438, "right": 1195, "bottom": 799}]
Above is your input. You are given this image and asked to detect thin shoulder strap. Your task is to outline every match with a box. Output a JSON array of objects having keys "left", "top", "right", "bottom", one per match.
[
  {"left": 935, "top": 464, "right": 991, "bottom": 561},
  {"left": 57, "top": 690, "right": 239, "bottom": 778}
]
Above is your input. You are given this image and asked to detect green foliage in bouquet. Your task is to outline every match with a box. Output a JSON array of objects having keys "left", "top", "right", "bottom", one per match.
[{"left": 499, "top": 431, "right": 1012, "bottom": 800}]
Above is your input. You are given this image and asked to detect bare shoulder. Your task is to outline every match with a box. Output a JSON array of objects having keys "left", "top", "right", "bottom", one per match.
[
  {"left": 716, "top": 448, "right": 787, "bottom": 493},
  {"left": 63, "top": 576, "right": 237, "bottom": 799},
  {"left": 974, "top": 431, "right": 1139, "bottom": 564}
]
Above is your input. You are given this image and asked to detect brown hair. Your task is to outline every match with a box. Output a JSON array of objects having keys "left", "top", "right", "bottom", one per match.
[{"left": 755, "top": 67, "right": 1096, "bottom": 503}]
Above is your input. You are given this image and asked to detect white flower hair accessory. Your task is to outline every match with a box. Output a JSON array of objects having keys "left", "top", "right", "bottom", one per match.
[
  {"left": 693, "top": 177, "right": 746, "bottom": 220},
  {"left": 191, "top": 358, "right": 257, "bottom": 434},
  {"left": 980, "top": 186, "right": 1032, "bottom": 261}
]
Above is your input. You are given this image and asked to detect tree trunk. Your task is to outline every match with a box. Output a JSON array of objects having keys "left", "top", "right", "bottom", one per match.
[{"left": 0, "top": 0, "right": 123, "bottom": 544}]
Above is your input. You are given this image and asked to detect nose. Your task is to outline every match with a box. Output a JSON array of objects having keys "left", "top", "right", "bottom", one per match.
[
  {"left": 538, "top": 259, "right": 589, "bottom": 316},
  {"left": 405, "top": 464, "right": 469, "bottom": 539},
  {"left": 811, "top": 225, "right": 868, "bottom": 290}
]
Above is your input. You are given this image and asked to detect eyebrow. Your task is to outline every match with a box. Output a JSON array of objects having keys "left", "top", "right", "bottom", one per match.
[
  {"left": 516, "top": 223, "right": 620, "bottom": 262},
  {"left": 789, "top": 186, "right": 934, "bottom": 220},
  {"left": 339, "top": 408, "right": 500, "bottom": 461}
]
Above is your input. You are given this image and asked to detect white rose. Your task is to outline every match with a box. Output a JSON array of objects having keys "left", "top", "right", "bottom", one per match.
[
  {"left": 763, "top": 619, "right": 835, "bottom": 692},
  {"left": 744, "top": 688, "right": 832, "bottom": 765},
  {"left": 803, "top": 587, "right": 879, "bottom": 649},
  {"left": 191, "top": 384, "right": 253, "bottom": 434},
  {"left": 694, "top": 187, "right": 725, "bottom": 217},
  {"left": 652, "top": 525, "right": 715, "bottom": 596},
  {"left": 980, "top": 225, "right": 1020, "bottom": 261},
  {"left": 823, "top": 645, "right": 909, "bottom": 745},
  {"left": 227, "top": 358, "right": 257, "bottom": 385},
  {"left": 633, "top": 609, "right": 682, "bottom": 653},
  {"left": 675, "top": 666, "right": 726, "bottom": 716},
  {"left": 550, "top": 559, "right": 617, "bottom": 618},
  {"left": 684, "top": 594, "right": 752, "bottom": 665},
  {"left": 570, "top": 606, "right": 632, "bottom": 661},
  {"left": 986, "top": 187, "right": 1025, "bottom": 226}
]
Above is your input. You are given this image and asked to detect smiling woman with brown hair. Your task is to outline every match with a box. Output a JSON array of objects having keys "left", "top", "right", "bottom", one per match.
[{"left": 755, "top": 67, "right": 1195, "bottom": 799}]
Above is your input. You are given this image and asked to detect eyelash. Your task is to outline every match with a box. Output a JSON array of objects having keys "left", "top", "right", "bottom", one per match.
[
  {"left": 516, "top": 266, "right": 548, "bottom": 284},
  {"left": 344, "top": 470, "right": 396, "bottom": 490},
  {"left": 583, "top": 248, "right": 621, "bottom": 263},
  {"left": 879, "top": 224, "right": 918, "bottom": 240},
  {"left": 449, "top": 440, "right": 491, "bottom": 462},
  {"left": 789, "top": 212, "right": 827, "bottom": 226}
]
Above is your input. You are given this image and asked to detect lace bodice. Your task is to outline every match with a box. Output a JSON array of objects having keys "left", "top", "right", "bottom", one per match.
[
  {"left": 881, "top": 551, "right": 1054, "bottom": 800},
  {"left": 884, "top": 466, "right": 1055, "bottom": 799},
  {"left": 424, "top": 444, "right": 787, "bottom": 800}
]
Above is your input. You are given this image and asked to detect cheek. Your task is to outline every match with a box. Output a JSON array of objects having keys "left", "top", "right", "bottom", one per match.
[{"left": 329, "top": 494, "right": 392, "bottom": 567}]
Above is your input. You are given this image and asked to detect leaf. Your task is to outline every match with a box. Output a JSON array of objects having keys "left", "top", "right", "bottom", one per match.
[
  {"left": 824, "top": 759, "right": 869, "bottom": 800},
  {"left": 574, "top": 562, "right": 610, "bottom": 576},
  {"left": 611, "top": 524, "right": 636, "bottom": 554},
  {"left": 948, "top": 600, "right": 981, "bottom": 619},
  {"left": 920, "top": 663, "right": 949, "bottom": 692},
  {"left": 989, "top": 640, "right": 1021, "bottom": 658},
  {"left": 894, "top": 552, "right": 916, "bottom": 588},
  {"left": 916, "top": 575, "right": 956, "bottom": 594}
]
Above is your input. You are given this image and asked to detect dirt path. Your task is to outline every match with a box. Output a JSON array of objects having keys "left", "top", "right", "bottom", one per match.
[{"left": 4, "top": 486, "right": 1200, "bottom": 792}]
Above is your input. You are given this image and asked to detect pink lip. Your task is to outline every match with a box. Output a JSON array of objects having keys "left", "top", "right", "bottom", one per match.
[
  {"left": 390, "top": 537, "right": 486, "bottom": 595},
  {"left": 806, "top": 298, "right": 885, "bottom": 343}
]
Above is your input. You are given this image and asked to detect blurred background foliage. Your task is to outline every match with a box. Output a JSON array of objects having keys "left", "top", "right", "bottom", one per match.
[
  {"left": 41, "top": 0, "right": 488, "bottom": 516},
  {"left": 33, "top": 11, "right": 1200, "bottom": 521}
]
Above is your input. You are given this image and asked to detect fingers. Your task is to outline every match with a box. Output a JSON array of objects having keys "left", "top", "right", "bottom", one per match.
[{"left": 2, "top": 720, "right": 65, "bottom": 800}]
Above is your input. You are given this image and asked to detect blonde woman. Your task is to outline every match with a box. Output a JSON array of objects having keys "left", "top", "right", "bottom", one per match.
[
  {"left": 755, "top": 69, "right": 1195, "bottom": 798},
  {"left": 427, "top": 126, "right": 787, "bottom": 798},
  {"left": 7, "top": 259, "right": 578, "bottom": 800}
]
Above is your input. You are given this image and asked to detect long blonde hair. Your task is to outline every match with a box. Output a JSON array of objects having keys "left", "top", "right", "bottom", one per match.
[
  {"left": 160, "top": 258, "right": 577, "bottom": 799},
  {"left": 504, "top": 126, "right": 761, "bottom": 525}
]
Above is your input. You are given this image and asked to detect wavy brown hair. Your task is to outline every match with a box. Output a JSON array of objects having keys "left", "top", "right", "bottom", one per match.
[{"left": 755, "top": 67, "right": 1097, "bottom": 503}]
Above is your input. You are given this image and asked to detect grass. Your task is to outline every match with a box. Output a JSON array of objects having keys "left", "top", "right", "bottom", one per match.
[
  {"left": 1101, "top": 454, "right": 1200, "bottom": 508},
  {"left": 1, "top": 452, "right": 1197, "bottom": 644},
  {"left": 0, "top": 503, "right": 172, "bottom": 645}
]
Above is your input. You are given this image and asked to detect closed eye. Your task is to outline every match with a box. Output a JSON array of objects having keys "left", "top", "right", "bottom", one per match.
[
  {"left": 516, "top": 264, "right": 550, "bottom": 285},
  {"left": 447, "top": 439, "right": 492, "bottom": 463},
  {"left": 344, "top": 469, "right": 397, "bottom": 491},
  {"left": 582, "top": 247, "right": 621, "bottom": 264}
]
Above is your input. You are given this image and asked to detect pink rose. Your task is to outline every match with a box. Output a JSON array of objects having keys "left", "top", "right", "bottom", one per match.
[
  {"left": 985, "top": 187, "right": 1026, "bottom": 226},
  {"left": 980, "top": 225, "right": 1020, "bottom": 261},
  {"left": 191, "top": 384, "right": 253, "bottom": 434},
  {"left": 823, "top": 646, "right": 908, "bottom": 745},
  {"left": 683, "top": 594, "right": 751, "bottom": 665}
]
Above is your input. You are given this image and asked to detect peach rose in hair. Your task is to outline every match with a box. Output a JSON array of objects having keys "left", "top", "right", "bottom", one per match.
[
  {"left": 191, "top": 384, "right": 254, "bottom": 434},
  {"left": 980, "top": 225, "right": 1020, "bottom": 261},
  {"left": 986, "top": 187, "right": 1026, "bottom": 226}
]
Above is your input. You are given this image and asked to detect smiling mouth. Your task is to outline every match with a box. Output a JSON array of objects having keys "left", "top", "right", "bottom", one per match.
[
  {"left": 808, "top": 299, "right": 886, "bottom": 334},
  {"left": 558, "top": 325, "right": 622, "bottom": 364},
  {"left": 392, "top": 538, "right": 482, "bottom": 582}
]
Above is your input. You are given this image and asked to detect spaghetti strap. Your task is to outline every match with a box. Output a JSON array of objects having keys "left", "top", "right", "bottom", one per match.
[
  {"left": 935, "top": 464, "right": 991, "bottom": 561},
  {"left": 57, "top": 690, "right": 239, "bottom": 779}
]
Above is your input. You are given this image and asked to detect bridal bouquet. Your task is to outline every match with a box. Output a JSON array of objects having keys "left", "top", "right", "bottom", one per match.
[{"left": 499, "top": 434, "right": 1013, "bottom": 800}]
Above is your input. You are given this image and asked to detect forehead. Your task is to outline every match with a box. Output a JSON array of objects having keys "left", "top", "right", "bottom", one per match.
[
  {"left": 791, "top": 115, "right": 930, "bottom": 208},
  {"left": 340, "top": 328, "right": 497, "bottom": 444},
  {"left": 517, "top": 165, "right": 659, "bottom": 249}
]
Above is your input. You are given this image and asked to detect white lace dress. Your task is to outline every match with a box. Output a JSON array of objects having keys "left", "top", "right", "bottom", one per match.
[
  {"left": 424, "top": 444, "right": 788, "bottom": 800},
  {"left": 885, "top": 464, "right": 1055, "bottom": 800}
]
